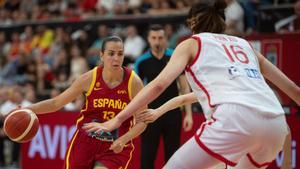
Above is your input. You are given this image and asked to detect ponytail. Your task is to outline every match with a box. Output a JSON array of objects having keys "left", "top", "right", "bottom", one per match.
[
  {"left": 187, "top": 0, "right": 227, "bottom": 34},
  {"left": 213, "top": 0, "right": 227, "bottom": 20}
]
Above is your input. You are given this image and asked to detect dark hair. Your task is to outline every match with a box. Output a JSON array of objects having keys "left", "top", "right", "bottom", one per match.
[
  {"left": 186, "top": 0, "right": 227, "bottom": 34},
  {"left": 147, "top": 24, "right": 165, "bottom": 36},
  {"left": 101, "top": 36, "right": 123, "bottom": 52}
]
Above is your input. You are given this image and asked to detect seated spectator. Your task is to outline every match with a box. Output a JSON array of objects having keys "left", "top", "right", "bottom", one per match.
[
  {"left": 0, "top": 55, "right": 18, "bottom": 86},
  {"left": 20, "top": 0, "right": 37, "bottom": 15},
  {"left": 147, "top": 0, "right": 174, "bottom": 14},
  {"left": 224, "top": 0, "right": 245, "bottom": 36},
  {"left": 7, "top": 32, "right": 21, "bottom": 61},
  {"left": 23, "top": 60, "right": 38, "bottom": 88},
  {"left": 22, "top": 84, "right": 36, "bottom": 107},
  {"left": 12, "top": 9, "right": 28, "bottom": 23},
  {"left": 123, "top": 25, "right": 146, "bottom": 66},
  {"left": 0, "top": 32, "right": 10, "bottom": 69},
  {"left": 52, "top": 49, "right": 70, "bottom": 77},
  {"left": 15, "top": 52, "right": 31, "bottom": 84},
  {"left": 3, "top": 0, "right": 19, "bottom": 12},
  {"left": 69, "top": 44, "right": 88, "bottom": 83},
  {"left": 20, "top": 26, "right": 34, "bottom": 56},
  {"left": 72, "top": 29, "right": 90, "bottom": 60},
  {"left": 164, "top": 24, "right": 179, "bottom": 49},
  {"left": 62, "top": 2, "right": 81, "bottom": 20},
  {"left": 139, "top": 0, "right": 152, "bottom": 13},
  {"left": 240, "top": 0, "right": 272, "bottom": 34},
  {"left": 96, "top": 0, "right": 127, "bottom": 16},
  {"left": 46, "top": 27, "right": 66, "bottom": 67},
  {"left": 275, "top": 0, "right": 300, "bottom": 32},
  {"left": 87, "top": 25, "right": 110, "bottom": 68},
  {"left": 0, "top": 8, "right": 13, "bottom": 25},
  {"left": 127, "top": 0, "right": 143, "bottom": 14},
  {"left": 174, "top": 0, "right": 189, "bottom": 13},
  {"left": 31, "top": 26, "right": 54, "bottom": 56},
  {"left": 0, "top": 86, "right": 23, "bottom": 168},
  {"left": 34, "top": 50, "right": 54, "bottom": 96},
  {"left": 53, "top": 72, "right": 69, "bottom": 92},
  {"left": 0, "top": 86, "right": 7, "bottom": 167}
]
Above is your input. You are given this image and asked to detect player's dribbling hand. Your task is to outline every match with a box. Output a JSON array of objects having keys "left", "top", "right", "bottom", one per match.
[
  {"left": 82, "top": 117, "right": 122, "bottom": 133},
  {"left": 136, "top": 109, "right": 159, "bottom": 124},
  {"left": 110, "top": 138, "right": 126, "bottom": 153}
]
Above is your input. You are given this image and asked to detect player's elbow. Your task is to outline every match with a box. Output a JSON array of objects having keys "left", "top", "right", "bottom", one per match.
[{"left": 152, "top": 79, "right": 167, "bottom": 94}]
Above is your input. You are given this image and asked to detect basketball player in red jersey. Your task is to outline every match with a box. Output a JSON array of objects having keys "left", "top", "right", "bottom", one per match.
[
  {"left": 26, "top": 36, "right": 147, "bottom": 169},
  {"left": 83, "top": 0, "right": 299, "bottom": 168}
]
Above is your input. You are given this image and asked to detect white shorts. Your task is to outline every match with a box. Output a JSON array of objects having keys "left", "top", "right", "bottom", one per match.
[{"left": 165, "top": 104, "right": 288, "bottom": 169}]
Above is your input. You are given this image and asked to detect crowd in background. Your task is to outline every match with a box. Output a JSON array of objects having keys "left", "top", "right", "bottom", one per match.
[
  {"left": 0, "top": 23, "right": 191, "bottom": 111},
  {"left": 0, "top": 22, "right": 192, "bottom": 168},
  {"left": 0, "top": 0, "right": 192, "bottom": 25},
  {"left": 0, "top": 0, "right": 299, "bottom": 168},
  {"left": 0, "top": 0, "right": 298, "bottom": 31}
]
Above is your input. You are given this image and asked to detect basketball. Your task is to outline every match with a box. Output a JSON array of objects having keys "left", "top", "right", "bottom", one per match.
[{"left": 4, "top": 108, "right": 39, "bottom": 143}]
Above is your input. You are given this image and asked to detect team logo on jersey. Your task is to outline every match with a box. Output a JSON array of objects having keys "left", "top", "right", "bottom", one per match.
[
  {"left": 117, "top": 90, "right": 127, "bottom": 94},
  {"left": 94, "top": 82, "right": 102, "bottom": 91},
  {"left": 228, "top": 66, "right": 241, "bottom": 79},
  {"left": 244, "top": 68, "right": 262, "bottom": 79}
]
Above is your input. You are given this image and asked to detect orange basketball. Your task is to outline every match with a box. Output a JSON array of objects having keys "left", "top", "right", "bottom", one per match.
[{"left": 4, "top": 108, "right": 39, "bottom": 143}]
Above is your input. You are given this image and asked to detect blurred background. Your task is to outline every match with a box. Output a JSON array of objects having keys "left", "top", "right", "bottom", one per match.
[{"left": 0, "top": 0, "right": 299, "bottom": 169}]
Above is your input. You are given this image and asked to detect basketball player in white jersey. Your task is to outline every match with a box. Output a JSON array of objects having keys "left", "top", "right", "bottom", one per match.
[{"left": 83, "top": 0, "right": 299, "bottom": 168}]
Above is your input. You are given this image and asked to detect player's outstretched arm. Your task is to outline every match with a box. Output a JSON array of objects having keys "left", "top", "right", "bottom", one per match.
[
  {"left": 115, "top": 39, "right": 196, "bottom": 122},
  {"left": 255, "top": 51, "right": 300, "bottom": 105},
  {"left": 137, "top": 93, "right": 197, "bottom": 124},
  {"left": 109, "top": 73, "right": 148, "bottom": 153},
  {"left": 26, "top": 71, "right": 92, "bottom": 114},
  {"left": 178, "top": 75, "right": 193, "bottom": 132},
  {"left": 110, "top": 92, "right": 197, "bottom": 153}
]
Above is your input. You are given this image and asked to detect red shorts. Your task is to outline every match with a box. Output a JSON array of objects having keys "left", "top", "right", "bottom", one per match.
[{"left": 63, "top": 129, "right": 134, "bottom": 169}]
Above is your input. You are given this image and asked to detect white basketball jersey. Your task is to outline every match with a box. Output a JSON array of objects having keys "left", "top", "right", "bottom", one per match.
[{"left": 185, "top": 33, "right": 284, "bottom": 118}]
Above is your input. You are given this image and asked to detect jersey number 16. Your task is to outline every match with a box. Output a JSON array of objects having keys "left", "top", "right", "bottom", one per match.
[{"left": 222, "top": 44, "right": 249, "bottom": 64}]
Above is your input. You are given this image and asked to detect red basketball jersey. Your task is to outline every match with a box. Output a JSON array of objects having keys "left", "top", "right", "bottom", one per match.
[{"left": 76, "top": 66, "right": 135, "bottom": 137}]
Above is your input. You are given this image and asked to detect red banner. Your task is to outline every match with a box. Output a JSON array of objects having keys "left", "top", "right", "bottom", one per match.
[{"left": 21, "top": 111, "right": 299, "bottom": 169}]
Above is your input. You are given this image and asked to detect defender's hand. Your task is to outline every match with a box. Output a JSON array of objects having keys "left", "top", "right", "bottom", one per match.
[
  {"left": 183, "top": 114, "right": 193, "bottom": 132},
  {"left": 82, "top": 118, "right": 122, "bottom": 133},
  {"left": 136, "top": 109, "right": 159, "bottom": 124},
  {"left": 110, "top": 139, "right": 127, "bottom": 153}
]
